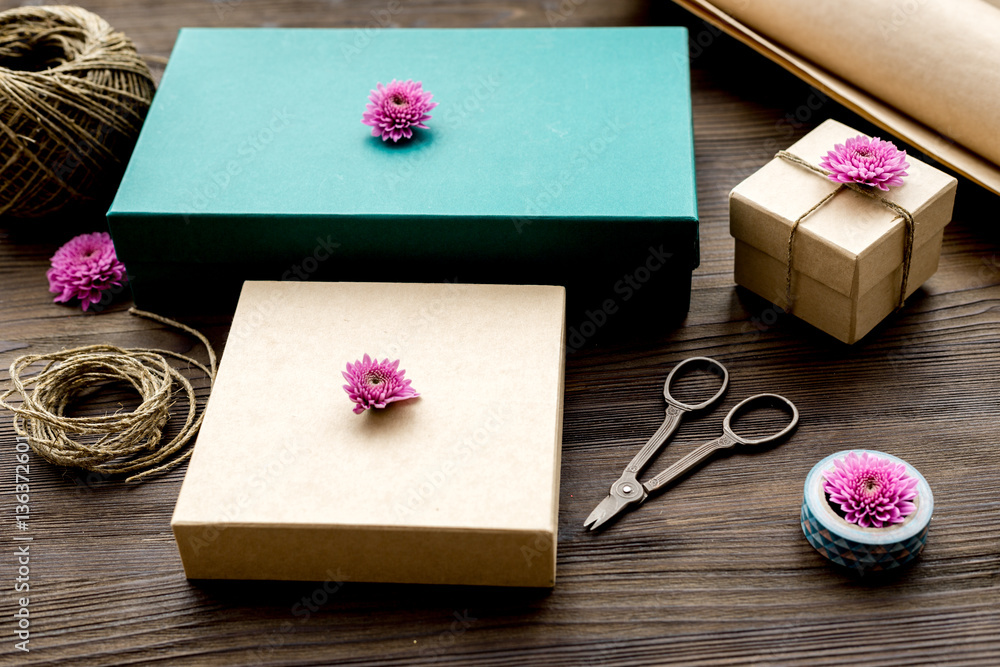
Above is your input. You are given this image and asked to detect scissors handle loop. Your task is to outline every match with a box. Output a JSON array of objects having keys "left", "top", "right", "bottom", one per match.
[
  {"left": 642, "top": 393, "right": 799, "bottom": 494},
  {"left": 663, "top": 356, "right": 729, "bottom": 412},
  {"left": 624, "top": 357, "right": 728, "bottom": 476},
  {"left": 723, "top": 393, "right": 799, "bottom": 446}
]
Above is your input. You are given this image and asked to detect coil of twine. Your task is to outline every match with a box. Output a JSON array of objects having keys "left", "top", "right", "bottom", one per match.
[
  {"left": 0, "top": 308, "right": 216, "bottom": 482},
  {"left": 0, "top": 5, "right": 155, "bottom": 218}
]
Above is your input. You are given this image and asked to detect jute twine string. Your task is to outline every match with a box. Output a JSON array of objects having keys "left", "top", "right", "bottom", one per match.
[
  {"left": 775, "top": 150, "right": 916, "bottom": 313},
  {"left": 0, "top": 5, "right": 155, "bottom": 217},
  {"left": 0, "top": 308, "right": 217, "bottom": 482}
]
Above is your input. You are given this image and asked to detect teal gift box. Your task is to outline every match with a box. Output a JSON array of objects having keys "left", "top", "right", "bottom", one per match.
[{"left": 108, "top": 27, "right": 698, "bottom": 317}]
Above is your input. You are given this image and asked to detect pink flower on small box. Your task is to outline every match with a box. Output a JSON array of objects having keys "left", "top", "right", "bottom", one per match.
[
  {"left": 823, "top": 451, "right": 918, "bottom": 528},
  {"left": 46, "top": 231, "right": 127, "bottom": 312},
  {"left": 361, "top": 79, "right": 437, "bottom": 142},
  {"left": 819, "top": 135, "right": 910, "bottom": 191},
  {"left": 343, "top": 354, "right": 420, "bottom": 414}
]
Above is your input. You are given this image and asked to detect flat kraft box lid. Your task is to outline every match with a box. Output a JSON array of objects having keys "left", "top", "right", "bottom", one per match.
[
  {"left": 729, "top": 119, "right": 957, "bottom": 299},
  {"left": 171, "top": 281, "right": 566, "bottom": 587},
  {"left": 109, "top": 27, "right": 698, "bottom": 267}
]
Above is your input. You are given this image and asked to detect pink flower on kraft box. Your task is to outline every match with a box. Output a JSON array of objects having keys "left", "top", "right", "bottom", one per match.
[
  {"left": 820, "top": 135, "right": 910, "bottom": 191},
  {"left": 361, "top": 79, "right": 437, "bottom": 142},
  {"left": 343, "top": 354, "right": 420, "bottom": 414},
  {"left": 823, "top": 451, "right": 918, "bottom": 528},
  {"left": 46, "top": 232, "right": 127, "bottom": 312}
]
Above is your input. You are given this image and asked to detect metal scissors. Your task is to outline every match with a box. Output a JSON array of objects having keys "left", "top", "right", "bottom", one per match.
[{"left": 584, "top": 356, "right": 799, "bottom": 531}]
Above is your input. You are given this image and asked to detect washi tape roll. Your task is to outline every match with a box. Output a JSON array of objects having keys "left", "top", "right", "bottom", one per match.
[{"left": 801, "top": 450, "right": 933, "bottom": 575}]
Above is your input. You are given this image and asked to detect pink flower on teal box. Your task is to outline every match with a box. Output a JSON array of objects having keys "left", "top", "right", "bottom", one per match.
[{"left": 362, "top": 79, "right": 437, "bottom": 142}]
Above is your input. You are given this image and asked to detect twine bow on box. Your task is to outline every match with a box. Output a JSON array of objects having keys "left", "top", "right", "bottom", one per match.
[{"left": 774, "top": 150, "right": 916, "bottom": 313}]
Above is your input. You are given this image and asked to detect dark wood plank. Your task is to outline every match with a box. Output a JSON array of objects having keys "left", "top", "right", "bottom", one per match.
[{"left": 2, "top": 1, "right": 999, "bottom": 665}]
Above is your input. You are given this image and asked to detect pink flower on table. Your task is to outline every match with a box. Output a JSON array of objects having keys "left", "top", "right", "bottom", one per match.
[
  {"left": 361, "top": 79, "right": 437, "bottom": 142},
  {"left": 819, "top": 135, "right": 910, "bottom": 191},
  {"left": 46, "top": 232, "right": 127, "bottom": 312},
  {"left": 343, "top": 354, "right": 420, "bottom": 414},
  {"left": 823, "top": 451, "right": 918, "bottom": 528}
]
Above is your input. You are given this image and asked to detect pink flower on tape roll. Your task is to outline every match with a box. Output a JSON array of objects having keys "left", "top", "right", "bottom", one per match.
[
  {"left": 823, "top": 451, "right": 918, "bottom": 528},
  {"left": 46, "top": 231, "right": 127, "bottom": 312},
  {"left": 343, "top": 354, "right": 420, "bottom": 414},
  {"left": 361, "top": 79, "right": 437, "bottom": 142},
  {"left": 819, "top": 135, "right": 910, "bottom": 191}
]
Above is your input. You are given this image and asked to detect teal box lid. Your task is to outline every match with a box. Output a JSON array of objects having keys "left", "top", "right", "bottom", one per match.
[{"left": 108, "top": 27, "right": 698, "bottom": 309}]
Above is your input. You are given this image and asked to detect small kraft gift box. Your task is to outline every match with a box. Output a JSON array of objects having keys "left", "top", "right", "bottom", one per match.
[
  {"left": 171, "top": 281, "right": 565, "bottom": 587},
  {"left": 729, "top": 119, "right": 957, "bottom": 344}
]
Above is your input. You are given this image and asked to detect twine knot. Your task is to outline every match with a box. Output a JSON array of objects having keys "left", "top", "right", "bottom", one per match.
[{"left": 775, "top": 150, "right": 916, "bottom": 313}]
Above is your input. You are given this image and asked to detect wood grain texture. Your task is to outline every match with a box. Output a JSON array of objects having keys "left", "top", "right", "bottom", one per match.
[{"left": 2, "top": 1, "right": 1000, "bottom": 665}]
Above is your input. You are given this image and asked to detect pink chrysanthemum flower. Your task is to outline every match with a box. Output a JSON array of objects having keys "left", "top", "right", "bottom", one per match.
[
  {"left": 46, "top": 232, "right": 127, "bottom": 312},
  {"left": 823, "top": 451, "right": 918, "bottom": 528},
  {"left": 361, "top": 79, "right": 437, "bottom": 142},
  {"left": 343, "top": 354, "right": 420, "bottom": 414},
  {"left": 819, "top": 135, "right": 910, "bottom": 191}
]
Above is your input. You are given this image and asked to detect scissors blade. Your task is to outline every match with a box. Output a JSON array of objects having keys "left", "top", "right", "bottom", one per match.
[{"left": 583, "top": 493, "right": 637, "bottom": 531}]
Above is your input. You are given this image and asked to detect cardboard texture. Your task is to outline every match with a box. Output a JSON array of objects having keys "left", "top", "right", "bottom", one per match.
[
  {"left": 171, "top": 281, "right": 566, "bottom": 587},
  {"left": 108, "top": 28, "right": 698, "bottom": 315},
  {"left": 671, "top": 0, "right": 1000, "bottom": 196},
  {"left": 730, "top": 119, "right": 957, "bottom": 344}
]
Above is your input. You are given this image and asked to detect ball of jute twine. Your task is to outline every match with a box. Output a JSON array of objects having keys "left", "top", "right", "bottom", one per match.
[
  {"left": 0, "top": 308, "right": 217, "bottom": 482},
  {"left": 0, "top": 5, "right": 155, "bottom": 218}
]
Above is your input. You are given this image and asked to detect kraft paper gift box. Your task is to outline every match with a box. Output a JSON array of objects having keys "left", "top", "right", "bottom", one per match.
[
  {"left": 171, "top": 281, "right": 566, "bottom": 587},
  {"left": 729, "top": 119, "right": 957, "bottom": 344},
  {"left": 108, "top": 27, "right": 699, "bottom": 318}
]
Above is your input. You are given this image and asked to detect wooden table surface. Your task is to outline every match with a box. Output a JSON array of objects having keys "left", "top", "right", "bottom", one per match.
[{"left": 2, "top": 1, "right": 999, "bottom": 665}]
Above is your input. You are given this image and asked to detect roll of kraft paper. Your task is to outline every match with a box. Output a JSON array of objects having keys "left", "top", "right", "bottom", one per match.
[{"left": 673, "top": 0, "right": 1000, "bottom": 194}]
